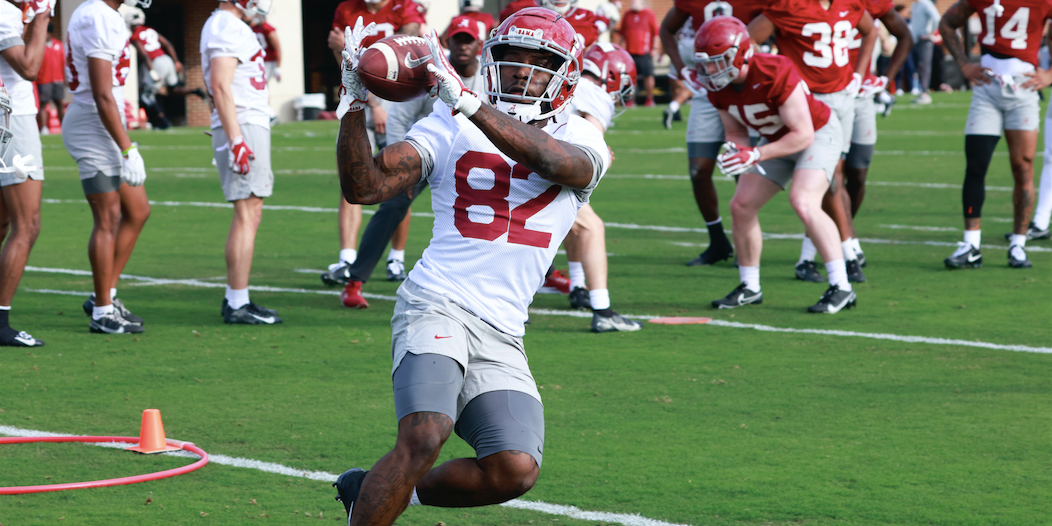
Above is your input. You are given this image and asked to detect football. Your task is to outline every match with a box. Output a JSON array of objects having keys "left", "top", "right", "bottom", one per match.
[{"left": 358, "top": 35, "right": 435, "bottom": 102}]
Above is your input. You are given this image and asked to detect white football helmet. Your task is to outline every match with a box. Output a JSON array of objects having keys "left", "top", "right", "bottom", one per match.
[
  {"left": 0, "top": 87, "right": 13, "bottom": 174},
  {"left": 124, "top": 7, "right": 146, "bottom": 28},
  {"left": 227, "top": 0, "right": 272, "bottom": 16},
  {"left": 539, "top": 0, "right": 576, "bottom": 15},
  {"left": 124, "top": 0, "right": 152, "bottom": 7}
]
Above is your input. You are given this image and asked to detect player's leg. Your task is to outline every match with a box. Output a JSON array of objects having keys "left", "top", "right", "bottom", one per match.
[
  {"left": 845, "top": 96, "right": 878, "bottom": 265},
  {"left": 1003, "top": 128, "right": 1038, "bottom": 268},
  {"left": 386, "top": 210, "right": 411, "bottom": 282},
  {"left": 340, "top": 186, "right": 422, "bottom": 307},
  {"left": 684, "top": 93, "right": 733, "bottom": 266},
  {"left": 225, "top": 196, "right": 263, "bottom": 291},
  {"left": 712, "top": 168, "right": 782, "bottom": 309},
  {"left": 812, "top": 91, "right": 863, "bottom": 282},
  {"left": 110, "top": 183, "right": 151, "bottom": 294},
  {"left": 570, "top": 205, "right": 641, "bottom": 332},
  {"left": 0, "top": 178, "right": 43, "bottom": 346},
  {"left": 1030, "top": 120, "right": 1052, "bottom": 237}
]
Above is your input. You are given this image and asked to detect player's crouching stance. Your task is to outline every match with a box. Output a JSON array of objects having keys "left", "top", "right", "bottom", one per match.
[
  {"left": 695, "top": 17, "right": 856, "bottom": 314},
  {"left": 331, "top": 9, "right": 607, "bottom": 525}
]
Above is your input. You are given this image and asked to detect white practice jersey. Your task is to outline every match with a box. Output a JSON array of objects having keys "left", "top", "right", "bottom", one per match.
[
  {"left": 201, "top": 9, "right": 270, "bottom": 130},
  {"left": 0, "top": 2, "right": 34, "bottom": 115},
  {"left": 405, "top": 103, "right": 610, "bottom": 337},
  {"left": 569, "top": 79, "right": 615, "bottom": 131},
  {"left": 66, "top": 0, "right": 130, "bottom": 108}
]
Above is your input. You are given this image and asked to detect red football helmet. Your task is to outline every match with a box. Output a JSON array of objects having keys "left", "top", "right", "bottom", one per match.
[
  {"left": 693, "top": 16, "right": 752, "bottom": 92},
  {"left": 482, "top": 7, "right": 584, "bottom": 122},
  {"left": 581, "top": 42, "right": 636, "bottom": 114},
  {"left": 227, "top": 0, "right": 271, "bottom": 17}
]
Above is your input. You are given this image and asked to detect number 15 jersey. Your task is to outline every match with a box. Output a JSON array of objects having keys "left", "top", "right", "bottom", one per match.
[
  {"left": 201, "top": 9, "right": 271, "bottom": 130},
  {"left": 764, "top": 0, "right": 868, "bottom": 94},
  {"left": 405, "top": 103, "right": 610, "bottom": 337}
]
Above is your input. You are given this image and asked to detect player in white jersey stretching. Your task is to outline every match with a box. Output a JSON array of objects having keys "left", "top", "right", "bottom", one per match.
[
  {"left": 64, "top": 0, "right": 150, "bottom": 335},
  {"left": 330, "top": 9, "right": 608, "bottom": 526},
  {"left": 202, "top": 0, "right": 282, "bottom": 325}
]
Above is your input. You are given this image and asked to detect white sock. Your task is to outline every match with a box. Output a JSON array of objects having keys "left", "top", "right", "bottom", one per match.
[
  {"left": 841, "top": 240, "right": 858, "bottom": 261},
  {"left": 669, "top": 100, "right": 680, "bottom": 113},
  {"left": 339, "top": 248, "right": 357, "bottom": 265},
  {"left": 1035, "top": 158, "right": 1052, "bottom": 230},
  {"left": 408, "top": 488, "right": 421, "bottom": 506},
  {"left": 739, "top": 265, "right": 760, "bottom": 292},
  {"left": 798, "top": 236, "right": 818, "bottom": 264},
  {"left": 850, "top": 238, "right": 863, "bottom": 256},
  {"left": 589, "top": 289, "right": 611, "bottom": 311},
  {"left": 705, "top": 216, "right": 723, "bottom": 226},
  {"left": 826, "top": 260, "right": 852, "bottom": 291},
  {"left": 1010, "top": 234, "right": 1028, "bottom": 248},
  {"left": 225, "top": 286, "right": 250, "bottom": 310},
  {"left": 964, "top": 229, "right": 981, "bottom": 249},
  {"left": 92, "top": 304, "right": 114, "bottom": 319},
  {"left": 567, "top": 261, "right": 586, "bottom": 290},
  {"left": 388, "top": 248, "right": 405, "bottom": 262},
  {"left": 0, "top": 305, "right": 10, "bottom": 311},
  {"left": 110, "top": 288, "right": 117, "bottom": 301}
]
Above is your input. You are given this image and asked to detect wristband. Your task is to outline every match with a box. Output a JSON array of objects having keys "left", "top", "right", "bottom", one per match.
[
  {"left": 456, "top": 93, "right": 482, "bottom": 118},
  {"left": 122, "top": 146, "right": 135, "bottom": 156}
]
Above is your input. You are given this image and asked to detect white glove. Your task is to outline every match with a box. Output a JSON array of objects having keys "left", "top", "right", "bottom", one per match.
[
  {"left": 121, "top": 146, "right": 146, "bottom": 187},
  {"left": 273, "top": 66, "right": 282, "bottom": 82},
  {"left": 846, "top": 73, "right": 863, "bottom": 98},
  {"left": 680, "top": 67, "right": 706, "bottom": 96},
  {"left": 335, "top": 17, "right": 376, "bottom": 119},
  {"left": 12, "top": 154, "right": 36, "bottom": 181},
  {"left": 22, "top": 0, "right": 54, "bottom": 23},
  {"left": 716, "top": 142, "right": 761, "bottom": 176},
  {"left": 857, "top": 75, "right": 888, "bottom": 98},
  {"left": 423, "top": 29, "right": 480, "bottom": 117}
]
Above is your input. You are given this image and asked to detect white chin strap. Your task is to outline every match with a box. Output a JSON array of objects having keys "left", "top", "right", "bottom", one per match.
[{"left": 496, "top": 100, "right": 544, "bottom": 123}]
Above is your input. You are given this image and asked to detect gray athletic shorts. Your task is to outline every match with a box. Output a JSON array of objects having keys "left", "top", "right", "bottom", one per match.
[
  {"left": 813, "top": 88, "right": 855, "bottom": 154},
  {"left": 62, "top": 101, "right": 125, "bottom": 185},
  {"left": 687, "top": 93, "right": 760, "bottom": 160},
  {"left": 152, "top": 54, "right": 179, "bottom": 87},
  {"left": 0, "top": 115, "right": 44, "bottom": 186},
  {"left": 37, "top": 81, "right": 65, "bottom": 104},
  {"left": 753, "top": 118, "right": 842, "bottom": 189},
  {"left": 81, "top": 172, "right": 121, "bottom": 195},
  {"left": 851, "top": 96, "right": 877, "bottom": 146},
  {"left": 964, "top": 77, "right": 1041, "bottom": 135},
  {"left": 212, "top": 124, "right": 273, "bottom": 201}
]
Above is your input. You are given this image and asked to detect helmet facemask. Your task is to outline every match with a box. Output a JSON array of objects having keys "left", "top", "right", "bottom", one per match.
[
  {"left": 233, "top": 0, "right": 272, "bottom": 17},
  {"left": 483, "top": 37, "right": 579, "bottom": 123},
  {"left": 694, "top": 33, "right": 749, "bottom": 92},
  {"left": 540, "top": 0, "right": 577, "bottom": 15}
]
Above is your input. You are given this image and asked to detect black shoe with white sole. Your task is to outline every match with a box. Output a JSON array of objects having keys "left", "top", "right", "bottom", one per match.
[
  {"left": 857, "top": 250, "right": 867, "bottom": 267},
  {"left": 807, "top": 285, "right": 857, "bottom": 314},
  {"left": 711, "top": 283, "right": 763, "bottom": 309},
  {"left": 944, "top": 242, "right": 982, "bottom": 269},
  {"left": 1004, "top": 221, "right": 1052, "bottom": 241},
  {"left": 320, "top": 262, "right": 353, "bottom": 287},
  {"left": 90, "top": 312, "right": 144, "bottom": 334},
  {"left": 83, "top": 295, "right": 144, "bottom": 325},
  {"left": 795, "top": 260, "right": 825, "bottom": 282},
  {"left": 662, "top": 108, "right": 674, "bottom": 129},
  {"left": 222, "top": 300, "right": 283, "bottom": 325},
  {"left": 334, "top": 468, "right": 368, "bottom": 520},
  {"left": 687, "top": 243, "right": 733, "bottom": 266},
  {"left": 0, "top": 329, "right": 44, "bottom": 347},
  {"left": 1008, "top": 245, "right": 1033, "bottom": 269},
  {"left": 846, "top": 259, "right": 867, "bottom": 282},
  {"left": 386, "top": 259, "right": 407, "bottom": 282},
  {"left": 569, "top": 287, "right": 591, "bottom": 310},
  {"left": 591, "top": 311, "right": 643, "bottom": 333}
]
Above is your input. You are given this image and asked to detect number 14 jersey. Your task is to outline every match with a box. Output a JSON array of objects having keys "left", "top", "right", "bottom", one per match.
[
  {"left": 970, "top": 0, "right": 1052, "bottom": 66},
  {"left": 405, "top": 103, "right": 610, "bottom": 337},
  {"left": 764, "top": 0, "right": 868, "bottom": 94},
  {"left": 201, "top": 9, "right": 271, "bottom": 130}
]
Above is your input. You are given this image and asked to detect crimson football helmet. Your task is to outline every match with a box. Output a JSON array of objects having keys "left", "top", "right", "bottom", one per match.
[
  {"left": 0, "top": 86, "right": 13, "bottom": 174},
  {"left": 482, "top": 7, "right": 584, "bottom": 122},
  {"left": 581, "top": 42, "right": 636, "bottom": 115},
  {"left": 226, "top": 0, "right": 271, "bottom": 17},
  {"left": 693, "top": 16, "right": 752, "bottom": 92}
]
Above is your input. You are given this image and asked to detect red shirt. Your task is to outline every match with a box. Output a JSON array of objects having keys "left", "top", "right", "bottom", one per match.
[
  {"left": 621, "top": 8, "right": 659, "bottom": 55},
  {"left": 131, "top": 26, "right": 166, "bottom": 61},
  {"left": 447, "top": 11, "right": 495, "bottom": 40},
  {"left": 564, "top": 7, "right": 610, "bottom": 47},
  {"left": 253, "top": 22, "right": 279, "bottom": 63},
  {"left": 848, "top": 0, "right": 892, "bottom": 81},
  {"left": 37, "top": 37, "right": 65, "bottom": 85},
  {"left": 968, "top": 0, "right": 1052, "bottom": 65},
  {"left": 499, "top": 0, "right": 538, "bottom": 22},
  {"left": 674, "top": 0, "right": 768, "bottom": 31},
  {"left": 332, "top": 0, "right": 426, "bottom": 48},
  {"left": 764, "top": 0, "right": 868, "bottom": 93},
  {"left": 707, "top": 54, "right": 831, "bottom": 142}
]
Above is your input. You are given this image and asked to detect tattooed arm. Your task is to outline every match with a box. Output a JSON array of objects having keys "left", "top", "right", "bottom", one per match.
[
  {"left": 939, "top": 0, "right": 990, "bottom": 85},
  {"left": 336, "top": 110, "right": 423, "bottom": 205}
]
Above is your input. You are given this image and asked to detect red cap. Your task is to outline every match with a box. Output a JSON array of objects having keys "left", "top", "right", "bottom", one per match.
[{"left": 447, "top": 15, "right": 485, "bottom": 41}]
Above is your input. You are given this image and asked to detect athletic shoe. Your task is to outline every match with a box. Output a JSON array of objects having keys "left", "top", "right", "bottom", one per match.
[
  {"left": 333, "top": 468, "right": 368, "bottom": 519},
  {"left": 913, "top": 92, "right": 932, "bottom": 105},
  {"left": 944, "top": 242, "right": 982, "bottom": 269},
  {"left": 711, "top": 283, "right": 763, "bottom": 309},
  {"left": 83, "top": 295, "right": 144, "bottom": 325},
  {"left": 386, "top": 259, "right": 407, "bottom": 282},
  {"left": 807, "top": 285, "right": 857, "bottom": 314},
  {"left": 672, "top": 109, "right": 682, "bottom": 122},
  {"left": 539, "top": 269, "right": 571, "bottom": 295},
  {"left": 222, "top": 300, "right": 283, "bottom": 325},
  {"left": 856, "top": 249, "right": 867, "bottom": 268},
  {"left": 1004, "top": 221, "right": 1052, "bottom": 241},
  {"left": 90, "top": 312, "right": 145, "bottom": 334},
  {"left": 569, "top": 287, "right": 591, "bottom": 310},
  {"left": 846, "top": 259, "right": 867, "bottom": 283},
  {"left": 591, "top": 311, "right": 643, "bottom": 333},
  {"left": 1008, "top": 245, "right": 1033, "bottom": 269},
  {"left": 0, "top": 330, "right": 44, "bottom": 347},
  {"left": 794, "top": 260, "right": 825, "bottom": 282},
  {"left": 341, "top": 281, "right": 370, "bottom": 309},
  {"left": 644, "top": 98, "right": 655, "bottom": 107},
  {"left": 321, "top": 261, "right": 353, "bottom": 287},
  {"left": 686, "top": 244, "right": 733, "bottom": 266},
  {"left": 662, "top": 108, "right": 674, "bottom": 129}
]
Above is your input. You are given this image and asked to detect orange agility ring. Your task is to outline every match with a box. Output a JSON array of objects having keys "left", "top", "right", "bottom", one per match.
[{"left": 0, "top": 436, "right": 209, "bottom": 494}]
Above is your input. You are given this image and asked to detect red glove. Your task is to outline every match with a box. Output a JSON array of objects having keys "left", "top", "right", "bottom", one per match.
[
  {"left": 716, "top": 142, "right": 761, "bottom": 176},
  {"left": 858, "top": 75, "right": 888, "bottom": 98},
  {"left": 229, "top": 136, "right": 254, "bottom": 175}
]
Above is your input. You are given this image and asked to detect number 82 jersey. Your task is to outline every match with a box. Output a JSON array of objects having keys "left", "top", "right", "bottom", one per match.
[
  {"left": 763, "top": 0, "right": 868, "bottom": 94},
  {"left": 969, "top": 0, "right": 1052, "bottom": 66}
]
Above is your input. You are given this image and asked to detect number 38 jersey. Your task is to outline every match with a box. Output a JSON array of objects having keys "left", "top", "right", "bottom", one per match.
[
  {"left": 405, "top": 103, "right": 610, "bottom": 337},
  {"left": 66, "top": 0, "right": 131, "bottom": 108},
  {"left": 707, "top": 54, "right": 831, "bottom": 141},
  {"left": 201, "top": 9, "right": 271, "bottom": 130},
  {"left": 970, "top": 0, "right": 1052, "bottom": 66},
  {"left": 764, "top": 0, "right": 867, "bottom": 94}
]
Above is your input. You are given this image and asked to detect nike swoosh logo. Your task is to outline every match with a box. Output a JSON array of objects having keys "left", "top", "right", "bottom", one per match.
[
  {"left": 404, "top": 52, "right": 432, "bottom": 70},
  {"left": 576, "top": 12, "right": 587, "bottom": 19},
  {"left": 250, "top": 314, "right": 276, "bottom": 323},
  {"left": 14, "top": 335, "right": 35, "bottom": 346},
  {"left": 967, "top": 253, "right": 981, "bottom": 262},
  {"left": 753, "top": 83, "right": 761, "bottom": 89},
  {"left": 434, "top": 335, "right": 453, "bottom": 339},
  {"left": 839, "top": 10, "right": 849, "bottom": 16}
]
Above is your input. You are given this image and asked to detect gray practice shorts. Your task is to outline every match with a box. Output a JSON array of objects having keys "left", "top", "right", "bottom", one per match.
[
  {"left": 851, "top": 96, "right": 877, "bottom": 146},
  {"left": 687, "top": 92, "right": 759, "bottom": 160},
  {"left": 37, "top": 81, "right": 65, "bottom": 104},
  {"left": 152, "top": 54, "right": 179, "bottom": 87},
  {"left": 753, "top": 118, "right": 842, "bottom": 189},
  {"left": 62, "top": 101, "right": 125, "bottom": 188},
  {"left": 0, "top": 115, "right": 44, "bottom": 186},
  {"left": 81, "top": 172, "right": 121, "bottom": 195},
  {"left": 813, "top": 88, "right": 855, "bottom": 154},
  {"left": 964, "top": 77, "right": 1041, "bottom": 135},
  {"left": 212, "top": 124, "right": 273, "bottom": 201}
]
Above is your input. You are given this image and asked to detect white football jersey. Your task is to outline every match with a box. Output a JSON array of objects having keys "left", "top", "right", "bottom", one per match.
[
  {"left": 66, "top": 0, "right": 131, "bottom": 108},
  {"left": 569, "top": 78, "right": 615, "bottom": 132},
  {"left": 201, "top": 9, "right": 271, "bottom": 130},
  {"left": 405, "top": 103, "right": 610, "bottom": 336},
  {"left": 0, "top": 2, "right": 34, "bottom": 115}
]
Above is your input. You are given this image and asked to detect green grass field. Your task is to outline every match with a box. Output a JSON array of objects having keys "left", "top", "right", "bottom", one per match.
[{"left": 1, "top": 91, "right": 1049, "bottom": 525}]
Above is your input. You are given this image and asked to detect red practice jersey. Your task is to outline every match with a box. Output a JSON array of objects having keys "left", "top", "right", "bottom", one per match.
[
  {"left": 564, "top": 7, "right": 610, "bottom": 47},
  {"left": 621, "top": 8, "right": 659, "bottom": 55},
  {"left": 451, "top": 10, "right": 496, "bottom": 39},
  {"left": 969, "top": 0, "right": 1052, "bottom": 65},
  {"left": 131, "top": 25, "right": 166, "bottom": 60},
  {"left": 37, "top": 37, "right": 64, "bottom": 85},
  {"left": 332, "top": 0, "right": 426, "bottom": 48},
  {"left": 499, "top": 0, "right": 538, "bottom": 21},
  {"left": 253, "top": 22, "right": 279, "bottom": 63},
  {"left": 848, "top": 0, "right": 892, "bottom": 80},
  {"left": 707, "top": 54, "right": 831, "bottom": 142},
  {"left": 764, "top": 0, "right": 868, "bottom": 93},
  {"left": 674, "top": 0, "right": 768, "bottom": 31}
]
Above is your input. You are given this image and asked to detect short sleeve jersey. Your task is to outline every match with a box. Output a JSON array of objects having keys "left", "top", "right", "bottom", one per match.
[
  {"left": 447, "top": 11, "right": 495, "bottom": 40},
  {"left": 499, "top": 0, "right": 539, "bottom": 22},
  {"left": 131, "top": 26, "right": 167, "bottom": 60},
  {"left": 674, "top": 0, "right": 768, "bottom": 31},
  {"left": 565, "top": 8, "right": 610, "bottom": 47},
  {"left": 848, "top": 0, "right": 893, "bottom": 80},
  {"left": 201, "top": 9, "right": 270, "bottom": 130},
  {"left": 0, "top": 1, "right": 35, "bottom": 115},
  {"left": 404, "top": 106, "right": 610, "bottom": 337},
  {"left": 706, "top": 54, "right": 831, "bottom": 142},
  {"left": 764, "top": 0, "right": 868, "bottom": 93},
  {"left": 332, "top": 0, "right": 426, "bottom": 48},
  {"left": 570, "top": 77, "right": 615, "bottom": 131},
  {"left": 969, "top": 0, "right": 1052, "bottom": 65},
  {"left": 37, "top": 38, "right": 66, "bottom": 85},
  {"left": 253, "top": 22, "right": 278, "bottom": 63},
  {"left": 66, "top": 0, "right": 132, "bottom": 108},
  {"left": 621, "top": 8, "right": 660, "bottom": 55}
]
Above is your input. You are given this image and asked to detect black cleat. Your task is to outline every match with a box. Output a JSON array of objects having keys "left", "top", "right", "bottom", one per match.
[
  {"left": 687, "top": 244, "right": 733, "bottom": 266},
  {"left": 711, "top": 283, "right": 762, "bottom": 309},
  {"left": 90, "top": 312, "right": 144, "bottom": 334},
  {"left": 591, "top": 311, "right": 642, "bottom": 333},
  {"left": 569, "top": 287, "right": 591, "bottom": 310},
  {"left": 386, "top": 259, "right": 407, "bottom": 282},
  {"left": 1008, "top": 245, "right": 1033, "bottom": 268},
  {"left": 662, "top": 108, "right": 674, "bottom": 129},
  {"left": 807, "top": 285, "right": 857, "bottom": 314},
  {"left": 334, "top": 468, "right": 368, "bottom": 519},
  {"left": 795, "top": 260, "right": 825, "bottom": 282},
  {"left": 944, "top": 243, "right": 982, "bottom": 269},
  {"left": 856, "top": 250, "right": 867, "bottom": 267},
  {"left": 672, "top": 109, "right": 682, "bottom": 121},
  {"left": 83, "top": 295, "right": 144, "bottom": 325},
  {"left": 321, "top": 262, "right": 353, "bottom": 287},
  {"left": 0, "top": 329, "right": 44, "bottom": 347},
  {"left": 1004, "top": 221, "right": 1052, "bottom": 241},
  {"left": 222, "top": 300, "right": 283, "bottom": 325},
  {"left": 846, "top": 259, "right": 867, "bottom": 282}
]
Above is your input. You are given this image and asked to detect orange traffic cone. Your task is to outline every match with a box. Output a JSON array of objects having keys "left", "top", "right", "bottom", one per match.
[{"left": 126, "top": 409, "right": 182, "bottom": 454}]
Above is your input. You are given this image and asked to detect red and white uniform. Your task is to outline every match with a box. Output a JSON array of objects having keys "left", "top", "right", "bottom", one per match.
[
  {"left": 131, "top": 25, "right": 166, "bottom": 61},
  {"left": 620, "top": 7, "right": 659, "bottom": 55},
  {"left": 253, "top": 22, "right": 279, "bottom": 63},
  {"left": 764, "top": 0, "right": 868, "bottom": 94},
  {"left": 65, "top": 0, "right": 131, "bottom": 108},
  {"left": 0, "top": 0, "right": 35, "bottom": 115},
  {"left": 37, "top": 38, "right": 65, "bottom": 86},
  {"left": 332, "top": 0, "right": 426, "bottom": 48},
  {"left": 971, "top": 0, "right": 1052, "bottom": 67},
  {"left": 564, "top": 7, "right": 610, "bottom": 47},
  {"left": 707, "top": 54, "right": 831, "bottom": 141},
  {"left": 848, "top": 0, "right": 893, "bottom": 79},
  {"left": 675, "top": 0, "right": 768, "bottom": 30},
  {"left": 499, "top": 0, "right": 538, "bottom": 22},
  {"left": 404, "top": 104, "right": 610, "bottom": 336},
  {"left": 451, "top": 11, "right": 495, "bottom": 39},
  {"left": 201, "top": 8, "right": 270, "bottom": 130}
]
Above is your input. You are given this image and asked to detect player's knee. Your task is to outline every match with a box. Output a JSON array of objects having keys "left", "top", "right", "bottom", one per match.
[
  {"left": 125, "top": 203, "right": 151, "bottom": 226},
  {"left": 395, "top": 415, "right": 453, "bottom": 461},
  {"left": 789, "top": 190, "right": 820, "bottom": 218},
  {"left": 487, "top": 452, "right": 539, "bottom": 500},
  {"left": 729, "top": 195, "right": 756, "bottom": 219}
]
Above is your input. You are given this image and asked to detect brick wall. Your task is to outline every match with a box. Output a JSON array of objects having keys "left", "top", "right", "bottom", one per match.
[{"left": 181, "top": 0, "right": 213, "bottom": 127}]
